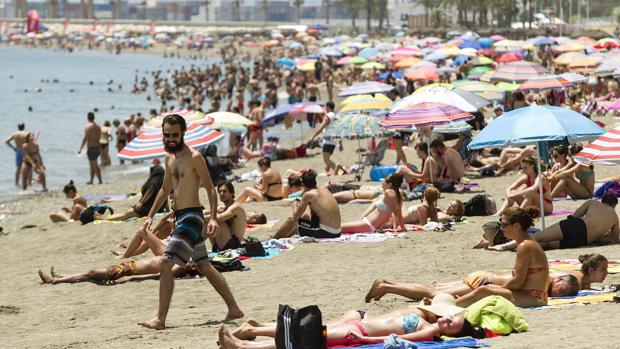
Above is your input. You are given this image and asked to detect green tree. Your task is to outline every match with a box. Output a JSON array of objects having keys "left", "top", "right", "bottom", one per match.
[
  {"left": 292, "top": 0, "right": 304, "bottom": 24},
  {"left": 342, "top": 0, "right": 359, "bottom": 29},
  {"left": 366, "top": 0, "right": 372, "bottom": 31},
  {"left": 323, "top": 0, "right": 330, "bottom": 24}
]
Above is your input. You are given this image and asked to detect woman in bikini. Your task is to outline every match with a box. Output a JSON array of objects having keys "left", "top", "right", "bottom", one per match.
[
  {"left": 340, "top": 174, "right": 406, "bottom": 233},
  {"left": 402, "top": 188, "right": 464, "bottom": 225},
  {"left": 454, "top": 207, "right": 550, "bottom": 307},
  {"left": 49, "top": 180, "right": 88, "bottom": 222},
  {"left": 496, "top": 157, "right": 553, "bottom": 216},
  {"left": 236, "top": 157, "right": 283, "bottom": 202},
  {"left": 218, "top": 300, "right": 484, "bottom": 348},
  {"left": 397, "top": 142, "right": 441, "bottom": 188},
  {"left": 546, "top": 145, "right": 570, "bottom": 195},
  {"left": 549, "top": 144, "right": 595, "bottom": 199}
]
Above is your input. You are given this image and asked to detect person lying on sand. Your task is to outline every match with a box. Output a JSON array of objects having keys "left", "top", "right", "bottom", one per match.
[
  {"left": 273, "top": 169, "right": 341, "bottom": 239},
  {"left": 340, "top": 174, "right": 406, "bottom": 233},
  {"left": 38, "top": 257, "right": 197, "bottom": 285},
  {"left": 217, "top": 295, "right": 484, "bottom": 348},
  {"left": 489, "top": 195, "right": 619, "bottom": 251},
  {"left": 401, "top": 187, "right": 463, "bottom": 225},
  {"left": 469, "top": 145, "right": 535, "bottom": 177},
  {"left": 49, "top": 180, "right": 87, "bottom": 222}
]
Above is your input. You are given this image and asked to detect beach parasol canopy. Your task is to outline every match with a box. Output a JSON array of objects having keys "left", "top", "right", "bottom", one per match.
[
  {"left": 392, "top": 86, "right": 491, "bottom": 113},
  {"left": 276, "top": 57, "right": 295, "bottom": 68},
  {"left": 339, "top": 99, "right": 391, "bottom": 113},
  {"left": 559, "top": 72, "right": 588, "bottom": 84},
  {"left": 146, "top": 109, "right": 208, "bottom": 127},
  {"left": 471, "top": 56, "right": 494, "bottom": 66},
  {"left": 554, "top": 42, "right": 586, "bottom": 53},
  {"left": 341, "top": 94, "right": 391, "bottom": 105},
  {"left": 262, "top": 104, "right": 297, "bottom": 128},
  {"left": 358, "top": 47, "right": 380, "bottom": 59},
  {"left": 324, "top": 114, "right": 387, "bottom": 139},
  {"left": 607, "top": 99, "right": 620, "bottom": 110},
  {"left": 554, "top": 52, "right": 587, "bottom": 65},
  {"left": 568, "top": 56, "right": 602, "bottom": 71},
  {"left": 205, "top": 112, "right": 253, "bottom": 134},
  {"left": 405, "top": 67, "right": 439, "bottom": 81},
  {"left": 517, "top": 75, "right": 574, "bottom": 91},
  {"left": 593, "top": 38, "right": 620, "bottom": 50},
  {"left": 496, "top": 52, "right": 523, "bottom": 63},
  {"left": 394, "top": 56, "right": 421, "bottom": 69},
  {"left": 490, "top": 61, "right": 550, "bottom": 83},
  {"left": 118, "top": 124, "right": 224, "bottom": 161},
  {"left": 573, "top": 126, "right": 620, "bottom": 165},
  {"left": 381, "top": 102, "right": 473, "bottom": 129},
  {"left": 361, "top": 62, "right": 386, "bottom": 70},
  {"left": 452, "top": 80, "right": 505, "bottom": 101},
  {"left": 337, "top": 81, "right": 394, "bottom": 97}
]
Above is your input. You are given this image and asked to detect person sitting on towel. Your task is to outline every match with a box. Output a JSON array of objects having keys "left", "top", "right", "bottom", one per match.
[
  {"left": 273, "top": 169, "right": 342, "bottom": 239},
  {"left": 204, "top": 181, "right": 247, "bottom": 252},
  {"left": 490, "top": 194, "right": 619, "bottom": 251}
]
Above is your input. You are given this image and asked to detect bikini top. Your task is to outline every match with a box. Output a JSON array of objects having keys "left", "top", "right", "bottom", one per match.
[
  {"left": 513, "top": 265, "right": 547, "bottom": 276},
  {"left": 375, "top": 198, "right": 391, "bottom": 213}
]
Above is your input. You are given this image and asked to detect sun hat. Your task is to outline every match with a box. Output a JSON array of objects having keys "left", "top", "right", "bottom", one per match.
[{"left": 417, "top": 293, "right": 464, "bottom": 317}]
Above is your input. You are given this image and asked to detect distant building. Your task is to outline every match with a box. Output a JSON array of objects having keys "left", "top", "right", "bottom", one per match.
[{"left": 387, "top": 0, "right": 425, "bottom": 28}]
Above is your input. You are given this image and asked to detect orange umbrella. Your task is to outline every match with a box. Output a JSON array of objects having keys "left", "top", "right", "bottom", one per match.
[
  {"left": 395, "top": 57, "right": 421, "bottom": 69},
  {"left": 568, "top": 56, "right": 602, "bottom": 70},
  {"left": 405, "top": 67, "right": 439, "bottom": 81}
]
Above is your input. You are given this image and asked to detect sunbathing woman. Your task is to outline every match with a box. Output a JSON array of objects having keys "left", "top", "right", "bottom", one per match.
[
  {"left": 455, "top": 207, "right": 550, "bottom": 307},
  {"left": 397, "top": 142, "right": 441, "bottom": 188},
  {"left": 95, "top": 166, "right": 168, "bottom": 221},
  {"left": 496, "top": 157, "right": 553, "bottom": 216},
  {"left": 218, "top": 304, "right": 484, "bottom": 348},
  {"left": 38, "top": 256, "right": 197, "bottom": 285},
  {"left": 549, "top": 144, "right": 595, "bottom": 199},
  {"left": 401, "top": 187, "right": 464, "bottom": 225},
  {"left": 340, "top": 174, "right": 406, "bottom": 233},
  {"left": 49, "top": 181, "right": 87, "bottom": 222},
  {"left": 236, "top": 157, "right": 283, "bottom": 202}
]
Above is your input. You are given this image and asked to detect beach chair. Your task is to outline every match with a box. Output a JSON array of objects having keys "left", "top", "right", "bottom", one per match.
[{"left": 353, "top": 139, "right": 389, "bottom": 181}]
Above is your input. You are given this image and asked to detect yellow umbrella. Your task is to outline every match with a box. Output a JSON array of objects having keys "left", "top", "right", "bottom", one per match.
[
  {"left": 361, "top": 62, "right": 386, "bottom": 70},
  {"left": 568, "top": 56, "right": 602, "bottom": 70},
  {"left": 479, "top": 71, "right": 495, "bottom": 82},
  {"left": 436, "top": 46, "right": 462, "bottom": 56},
  {"left": 493, "top": 39, "right": 521, "bottom": 51},
  {"left": 554, "top": 52, "right": 587, "bottom": 65},
  {"left": 341, "top": 94, "right": 391, "bottom": 105},
  {"left": 339, "top": 99, "right": 391, "bottom": 112},
  {"left": 299, "top": 61, "right": 316, "bottom": 71},
  {"left": 206, "top": 112, "right": 253, "bottom": 127},
  {"left": 413, "top": 82, "right": 453, "bottom": 94},
  {"left": 395, "top": 57, "right": 421, "bottom": 69}
]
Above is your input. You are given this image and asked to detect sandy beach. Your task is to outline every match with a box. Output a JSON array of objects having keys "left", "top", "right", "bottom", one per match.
[{"left": 2, "top": 125, "right": 620, "bottom": 348}]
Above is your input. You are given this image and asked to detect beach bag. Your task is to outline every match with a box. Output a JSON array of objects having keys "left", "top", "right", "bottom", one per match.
[
  {"left": 464, "top": 194, "right": 497, "bottom": 216},
  {"left": 593, "top": 181, "right": 620, "bottom": 199},
  {"left": 79, "top": 204, "right": 114, "bottom": 225},
  {"left": 295, "top": 144, "right": 307, "bottom": 157},
  {"left": 275, "top": 304, "right": 327, "bottom": 349},
  {"left": 210, "top": 254, "right": 244, "bottom": 272},
  {"left": 241, "top": 236, "right": 266, "bottom": 257}
]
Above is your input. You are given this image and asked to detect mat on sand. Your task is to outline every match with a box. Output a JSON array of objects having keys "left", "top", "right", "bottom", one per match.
[
  {"left": 331, "top": 337, "right": 489, "bottom": 349},
  {"left": 549, "top": 259, "right": 620, "bottom": 274},
  {"left": 531, "top": 290, "right": 616, "bottom": 309}
]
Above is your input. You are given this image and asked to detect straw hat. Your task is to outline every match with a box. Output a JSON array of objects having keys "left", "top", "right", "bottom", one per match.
[{"left": 417, "top": 293, "right": 464, "bottom": 317}]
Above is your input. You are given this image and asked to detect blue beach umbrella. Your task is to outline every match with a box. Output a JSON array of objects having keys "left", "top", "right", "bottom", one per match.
[
  {"left": 424, "top": 52, "right": 449, "bottom": 62},
  {"left": 378, "top": 71, "right": 404, "bottom": 80},
  {"left": 478, "top": 37, "right": 494, "bottom": 48},
  {"left": 276, "top": 58, "right": 295, "bottom": 68},
  {"left": 358, "top": 47, "right": 380, "bottom": 59},
  {"left": 337, "top": 81, "right": 394, "bottom": 97},
  {"left": 263, "top": 104, "right": 298, "bottom": 128},
  {"left": 468, "top": 105, "right": 605, "bottom": 228},
  {"left": 452, "top": 55, "right": 469, "bottom": 66},
  {"left": 531, "top": 36, "right": 555, "bottom": 46},
  {"left": 459, "top": 40, "right": 482, "bottom": 50},
  {"left": 318, "top": 47, "right": 343, "bottom": 57},
  {"left": 289, "top": 42, "right": 303, "bottom": 49}
]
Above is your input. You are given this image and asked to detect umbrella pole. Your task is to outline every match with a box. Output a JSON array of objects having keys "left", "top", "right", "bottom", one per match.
[
  {"left": 536, "top": 142, "right": 545, "bottom": 229},
  {"left": 427, "top": 138, "right": 433, "bottom": 185}
]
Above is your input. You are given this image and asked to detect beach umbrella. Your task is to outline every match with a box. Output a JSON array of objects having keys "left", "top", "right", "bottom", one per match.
[
  {"left": 339, "top": 99, "right": 391, "bottom": 113},
  {"left": 495, "top": 82, "right": 519, "bottom": 92},
  {"left": 554, "top": 42, "right": 586, "bottom": 53},
  {"left": 531, "top": 36, "right": 555, "bottom": 46},
  {"left": 402, "top": 121, "right": 474, "bottom": 134},
  {"left": 458, "top": 40, "right": 482, "bottom": 50},
  {"left": 341, "top": 94, "right": 391, "bottom": 105},
  {"left": 118, "top": 124, "right": 224, "bottom": 161},
  {"left": 573, "top": 126, "right": 620, "bottom": 165},
  {"left": 358, "top": 47, "right": 380, "bottom": 59},
  {"left": 490, "top": 35, "right": 506, "bottom": 41},
  {"left": 276, "top": 58, "right": 295, "bottom": 68},
  {"left": 324, "top": 114, "right": 387, "bottom": 139},
  {"left": 594, "top": 38, "right": 620, "bottom": 50},
  {"left": 336, "top": 56, "right": 353, "bottom": 65},
  {"left": 496, "top": 52, "right": 523, "bottom": 63},
  {"left": 607, "top": 99, "right": 620, "bottom": 110},
  {"left": 559, "top": 72, "right": 588, "bottom": 84},
  {"left": 517, "top": 75, "right": 574, "bottom": 91},
  {"left": 378, "top": 71, "right": 404, "bottom": 80},
  {"left": 393, "top": 86, "right": 490, "bottom": 113},
  {"left": 205, "top": 112, "right": 253, "bottom": 134},
  {"left": 468, "top": 66, "right": 493, "bottom": 76},
  {"left": 389, "top": 47, "right": 423, "bottom": 57},
  {"left": 146, "top": 109, "right": 208, "bottom": 127},
  {"left": 554, "top": 52, "right": 587, "bottom": 65},
  {"left": 318, "top": 47, "right": 343, "bottom": 57},
  {"left": 394, "top": 56, "right": 421, "bottom": 69},
  {"left": 493, "top": 39, "right": 520, "bottom": 51},
  {"left": 575, "top": 36, "right": 595, "bottom": 44},
  {"left": 405, "top": 67, "right": 439, "bottom": 81},
  {"left": 298, "top": 61, "right": 316, "bottom": 71},
  {"left": 568, "top": 56, "right": 602, "bottom": 71},
  {"left": 471, "top": 56, "right": 494, "bottom": 66},
  {"left": 490, "top": 61, "right": 550, "bottom": 83},
  {"left": 478, "top": 37, "right": 494, "bottom": 48},
  {"left": 452, "top": 80, "right": 505, "bottom": 101},
  {"left": 468, "top": 105, "right": 605, "bottom": 228},
  {"left": 348, "top": 56, "right": 368, "bottom": 65},
  {"left": 382, "top": 102, "right": 473, "bottom": 128},
  {"left": 337, "top": 81, "right": 394, "bottom": 97},
  {"left": 263, "top": 104, "right": 298, "bottom": 128},
  {"left": 414, "top": 83, "right": 454, "bottom": 94},
  {"left": 361, "top": 62, "right": 385, "bottom": 70},
  {"left": 424, "top": 52, "right": 449, "bottom": 62},
  {"left": 311, "top": 23, "right": 328, "bottom": 30}
]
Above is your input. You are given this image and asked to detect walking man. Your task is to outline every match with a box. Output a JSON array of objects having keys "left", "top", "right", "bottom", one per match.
[
  {"left": 5, "top": 123, "right": 28, "bottom": 186},
  {"left": 78, "top": 112, "right": 102, "bottom": 184},
  {"left": 138, "top": 114, "right": 243, "bottom": 330}
]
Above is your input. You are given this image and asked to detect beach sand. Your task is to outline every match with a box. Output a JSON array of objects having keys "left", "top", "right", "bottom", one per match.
[{"left": 2, "top": 130, "right": 620, "bottom": 349}]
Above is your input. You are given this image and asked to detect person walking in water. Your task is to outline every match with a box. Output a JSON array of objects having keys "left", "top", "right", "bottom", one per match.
[
  {"left": 5, "top": 122, "right": 28, "bottom": 187},
  {"left": 138, "top": 114, "right": 243, "bottom": 330},
  {"left": 78, "top": 112, "right": 102, "bottom": 184}
]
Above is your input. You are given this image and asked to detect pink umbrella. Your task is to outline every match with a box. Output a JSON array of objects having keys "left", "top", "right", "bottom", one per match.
[
  {"left": 389, "top": 47, "right": 424, "bottom": 56},
  {"left": 405, "top": 67, "right": 439, "bottom": 81},
  {"left": 289, "top": 102, "right": 324, "bottom": 118},
  {"left": 336, "top": 56, "right": 352, "bottom": 65},
  {"left": 490, "top": 34, "right": 506, "bottom": 41},
  {"left": 606, "top": 98, "right": 620, "bottom": 110}
]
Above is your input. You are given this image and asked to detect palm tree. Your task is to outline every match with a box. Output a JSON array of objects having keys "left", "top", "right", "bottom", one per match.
[
  {"left": 293, "top": 0, "right": 304, "bottom": 24},
  {"left": 204, "top": 0, "right": 210, "bottom": 23},
  {"left": 262, "top": 0, "right": 268, "bottom": 23},
  {"left": 366, "top": 0, "right": 372, "bottom": 31},
  {"left": 342, "top": 0, "right": 359, "bottom": 29},
  {"left": 233, "top": 0, "right": 240, "bottom": 21}
]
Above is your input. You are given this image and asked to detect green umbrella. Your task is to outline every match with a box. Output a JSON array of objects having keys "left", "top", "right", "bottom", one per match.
[
  {"left": 468, "top": 66, "right": 493, "bottom": 75},
  {"left": 496, "top": 82, "right": 519, "bottom": 92},
  {"left": 348, "top": 56, "right": 368, "bottom": 65},
  {"left": 361, "top": 62, "right": 386, "bottom": 70}
]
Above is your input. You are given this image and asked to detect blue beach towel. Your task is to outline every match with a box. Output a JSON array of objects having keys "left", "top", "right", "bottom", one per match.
[{"left": 338, "top": 336, "right": 490, "bottom": 349}]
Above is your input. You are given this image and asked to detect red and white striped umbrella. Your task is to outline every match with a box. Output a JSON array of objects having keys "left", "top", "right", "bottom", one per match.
[
  {"left": 574, "top": 126, "right": 620, "bottom": 165},
  {"left": 381, "top": 102, "right": 473, "bottom": 128},
  {"left": 118, "top": 124, "right": 224, "bottom": 161}
]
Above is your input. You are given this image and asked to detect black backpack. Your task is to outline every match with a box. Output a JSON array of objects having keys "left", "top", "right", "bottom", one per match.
[
  {"left": 242, "top": 236, "right": 266, "bottom": 257},
  {"left": 276, "top": 304, "right": 327, "bottom": 349},
  {"left": 464, "top": 194, "right": 497, "bottom": 216},
  {"left": 79, "top": 204, "right": 114, "bottom": 225}
]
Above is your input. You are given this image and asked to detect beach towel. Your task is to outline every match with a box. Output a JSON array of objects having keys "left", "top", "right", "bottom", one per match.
[
  {"left": 530, "top": 290, "right": 616, "bottom": 309},
  {"left": 549, "top": 259, "right": 620, "bottom": 274},
  {"left": 331, "top": 336, "right": 489, "bottom": 349},
  {"left": 549, "top": 209, "right": 574, "bottom": 216},
  {"left": 593, "top": 181, "right": 620, "bottom": 199},
  {"left": 463, "top": 296, "right": 528, "bottom": 335},
  {"left": 83, "top": 194, "right": 129, "bottom": 201},
  {"left": 277, "top": 232, "right": 406, "bottom": 245}
]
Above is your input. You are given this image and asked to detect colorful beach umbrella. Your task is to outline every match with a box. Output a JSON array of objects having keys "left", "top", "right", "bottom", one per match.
[
  {"left": 517, "top": 75, "right": 574, "bottom": 91},
  {"left": 298, "top": 61, "right": 316, "bottom": 71},
  {"left": 468, "top": 66, "right": 493, "bottom": 76},
  {"left": 394, "top": 57, "right": 421, "bottom": 69},
  {"left": 607, "top": 99, "right": 620, "bottom": 110},
  {"left": 471, "top": 56, "right": 494, "bottom": 66},
  {"left": 205, "top": 112, "right": 254, "bottom": 133},
  {"left": 568, "top": 56, "right": 602, "bottom": 71},
  {"left": 348, "top": 56, "right": 368, "bottom": 65},
  {"left": 146, "top": 109, "right": 208, "bottom": 127},
  {"left": 573, "top": 126, "right": 620, "bottom": 165},
  {"left": 554, "top": 52, "right": 587, "bottom": 65},
  {"left": 554, "top": 42, "right": 586, "bottom": 53},
  {"left": 381, "top": 102, "right": 473, "bottom": 128},
  {"left": 405, "top": 67, "right": 439, "bottom": 81},
  {"left": 341, "top": 94, "right": 391, "bottom": 105},
  {"left": 452, "top": 80, "right": 505, "bottom": 101},
  {"left": 118, "top": 124, "right": 224, "bottom": 161},
  {"left": 496, "top": 52, "right": 523, "bottom": 63},
  {"left": 490, "top": 61, "right": 550, "bottom": 83},
  {"left": 594, "top": 38, "right": 620, "bottom": 50},
  {"left": 361, "top": 62, "right": 385, "bottom": 70},
  {"left": 559, "top": 72, "right": 588, "bottom": 84},
  {"left": 337, "top": 81, "right": 394, "bottom": 97},
  {"left": 392, "top": 86, "right": 490, "bottom": 113},
  {"left": 339, "top": 99, "right": 391, "bottom": 113},
  {"left": 495, "top": 82, "right": 519, "bottom": 92},
  {"left": 324, "top": 114, "right": 387, "bottom": 139}
]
